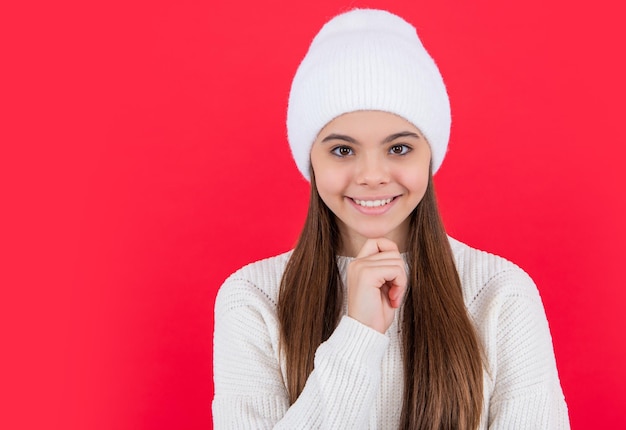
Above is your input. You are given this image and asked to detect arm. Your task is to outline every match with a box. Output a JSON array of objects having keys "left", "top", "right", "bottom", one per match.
[
  {"left": 212, "top": 278, "right": 389, "bottom": 429},
  {"left": 487, "top": 270, "right": 570, "bottom": 429}
]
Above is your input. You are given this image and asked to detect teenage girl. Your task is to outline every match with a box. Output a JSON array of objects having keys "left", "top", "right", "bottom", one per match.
[{"left": 213, "top": 9, "right": 569, "bottom": 429}]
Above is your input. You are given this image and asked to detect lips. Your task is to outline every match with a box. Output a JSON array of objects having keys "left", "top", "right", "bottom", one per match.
[{"left": 347, "top": 196, "right": 400, "bottom": 214}]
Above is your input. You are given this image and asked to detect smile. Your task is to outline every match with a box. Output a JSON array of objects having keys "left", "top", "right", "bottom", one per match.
[{"left": 352, "top": 197, "right": 394, "bottom": 208}]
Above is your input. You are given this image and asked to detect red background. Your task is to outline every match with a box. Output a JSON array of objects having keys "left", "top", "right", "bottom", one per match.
[{"left": 1, "top": 0, "right": 625, "bottom": 429}]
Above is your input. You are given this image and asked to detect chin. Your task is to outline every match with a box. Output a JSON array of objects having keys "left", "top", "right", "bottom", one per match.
[{"left": 356, "top": 228, "right": 397, "bottom": 240}]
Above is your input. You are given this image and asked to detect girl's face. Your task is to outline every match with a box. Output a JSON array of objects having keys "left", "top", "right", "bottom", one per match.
[{"left": 310, "top": 110, "right": 432, "bottom": 256}]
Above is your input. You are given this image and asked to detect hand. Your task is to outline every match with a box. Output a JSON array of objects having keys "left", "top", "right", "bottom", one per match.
[{"left": 346, "top": 238, "right": 407, "bottom": 334}]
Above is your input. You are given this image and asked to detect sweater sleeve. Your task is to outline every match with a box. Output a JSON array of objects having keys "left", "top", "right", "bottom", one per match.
[
  {"left": 212, "top": 276, "right": 389, "bottom": 429},
  {"left": 486, "top": 269, "right": 570, "bottom": 429}
]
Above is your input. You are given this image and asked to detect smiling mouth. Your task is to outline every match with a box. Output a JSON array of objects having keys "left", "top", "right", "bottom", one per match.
[{"left": 351, "top": 197, "right": 397, "bottom": 208}]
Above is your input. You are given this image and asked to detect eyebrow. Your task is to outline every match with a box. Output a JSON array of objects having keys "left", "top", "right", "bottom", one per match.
[
  {"left": 321, "top": 133, "right": 358, "bottom": 144},
  {"left": 321, "top": 131, "right": 420, "bottom": 144},
  {"left": 383, "top": 131, "right": 421, "bottom": 143}
]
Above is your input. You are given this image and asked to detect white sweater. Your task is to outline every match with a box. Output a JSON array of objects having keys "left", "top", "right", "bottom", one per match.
[{"left": 213, "top": 237, "right": 569, "bottom": 429}]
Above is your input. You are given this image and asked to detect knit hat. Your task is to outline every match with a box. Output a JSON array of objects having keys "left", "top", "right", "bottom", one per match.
[{"left": 287, "top": 9, "right": 451, "bottom": 181}]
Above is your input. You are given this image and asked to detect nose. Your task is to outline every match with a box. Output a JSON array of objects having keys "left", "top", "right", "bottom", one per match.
[{"left": 355, "top": 153, "right": 390, "bottom": 186}]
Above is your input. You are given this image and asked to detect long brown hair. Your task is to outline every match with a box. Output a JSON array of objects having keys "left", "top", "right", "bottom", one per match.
[{"left": 277, "top": 170, "right": 483, "bottom": 429}]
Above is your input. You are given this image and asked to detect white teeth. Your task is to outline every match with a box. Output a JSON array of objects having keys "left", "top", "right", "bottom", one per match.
[{"left": 353, "top": 198, "right": 393, "bottom": 208}]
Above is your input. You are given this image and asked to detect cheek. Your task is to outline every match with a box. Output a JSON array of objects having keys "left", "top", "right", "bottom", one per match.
[
  {"left": 402, "top": 171, "right": 430, "bottom": 198},
  {"left": 312, "top": 164, "right": 346, "bottom": 196},
  {"left": 315, "top": 175, "right": 342, "bottom": 202},
  {"left": 402, "top": 168, "right": 428, "bottom": 186}
]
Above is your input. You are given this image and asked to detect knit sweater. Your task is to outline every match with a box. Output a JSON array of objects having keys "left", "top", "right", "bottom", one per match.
[{"left": 212, "top": 237, "right": 569, "bottom": 429}]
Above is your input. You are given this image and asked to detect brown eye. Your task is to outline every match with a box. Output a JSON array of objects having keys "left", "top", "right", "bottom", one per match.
[
  {"left": 331, "top": 146, "right": 354, "bottom": 157},
  {"left": 390, "top": 144, "right": 410, "bottom": 155}
]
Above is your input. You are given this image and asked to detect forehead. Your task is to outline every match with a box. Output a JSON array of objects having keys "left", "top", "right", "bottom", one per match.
[{"left": 318, "top": 110, "right": 421, "bottom": 138}]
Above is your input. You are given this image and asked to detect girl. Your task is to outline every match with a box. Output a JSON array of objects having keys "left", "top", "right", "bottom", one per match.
[{"left": 213, "top": 9, "right": 569, "bottom": 429}]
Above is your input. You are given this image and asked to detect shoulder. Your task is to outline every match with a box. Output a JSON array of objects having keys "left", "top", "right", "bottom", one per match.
[
  {"left": 214, "top": 250, "right": 293, "bottom": 317},
  {"left": 448, "top": 238, "right": 562, "bottom": 396},
  {"left": 448, "top": 237, "right": 541, "bottom": 309}
]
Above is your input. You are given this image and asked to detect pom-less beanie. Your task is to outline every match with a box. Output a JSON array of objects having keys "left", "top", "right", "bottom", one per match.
[{"left": 287, "top": 9, "right": 451, "bottom": 181}]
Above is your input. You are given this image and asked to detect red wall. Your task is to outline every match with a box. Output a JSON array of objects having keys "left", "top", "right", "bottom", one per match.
[{"left": 2, "top": 0, "right": 625, "bottom": 428}]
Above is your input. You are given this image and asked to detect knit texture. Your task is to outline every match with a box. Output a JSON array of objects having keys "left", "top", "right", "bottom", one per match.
[
  {"left": 287, "top": 9, "right": 451, "bottom": 180},
  {"left": 212, "top": 238, "right": 570, "bottom": 429}
]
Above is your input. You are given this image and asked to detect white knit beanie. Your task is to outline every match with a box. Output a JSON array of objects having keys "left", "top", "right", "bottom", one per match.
[{"left": 287, "top": 9, "right": 451, "bottom": 181}]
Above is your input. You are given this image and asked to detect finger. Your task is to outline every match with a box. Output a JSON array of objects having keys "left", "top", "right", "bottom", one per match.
[
  {"left": 380, "top": 282, "right": 392, "bottom": 306},
  {"left": 387, "top": 282, "right": 407, "bottom": 308},
  {"left": 358, "top": 251, "right": 403, "bottom": 262},
  {"left": 356, "top": 239, "right": 385, "bottom": 258},
  {"left": 379, "top": 280, "right": 405, "bottom": 310},
  {"left": 371, "top": 237, "right": 400, "bottom": 253},
  {"left": 356, "top": 238, "right": 400, "bottom": 258},
  {"left": 363, "top": 264, "right": 408, "bottom": 289},
  {"left": 357, "top": 258, "right": 407, "bottom": 279},
  {"left": 354, "top": 261, "right": 407, "bottom": 288}
]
